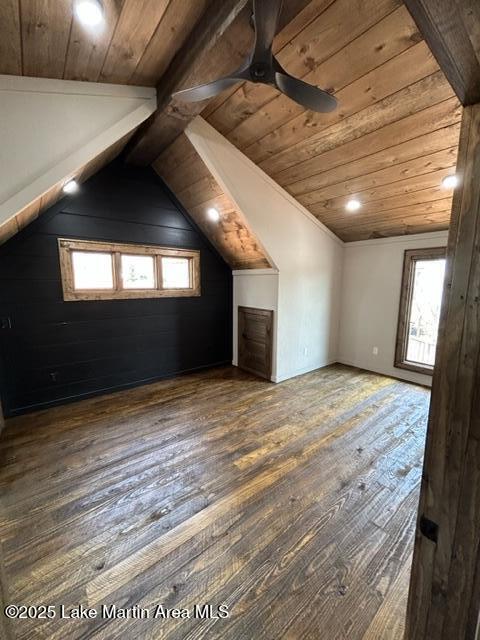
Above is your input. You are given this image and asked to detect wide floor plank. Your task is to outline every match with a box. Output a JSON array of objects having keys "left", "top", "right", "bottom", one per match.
[{"left": 0, "top": 364, "right": 429, "bottom": 639}]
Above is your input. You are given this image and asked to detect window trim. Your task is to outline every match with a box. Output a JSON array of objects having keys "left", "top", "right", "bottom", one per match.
[
  {"left": 58, "top": 239, "right": 200, "bottom": 301},
  {"left": 394, "top": 247, "right": 446, "bottom": 376}
]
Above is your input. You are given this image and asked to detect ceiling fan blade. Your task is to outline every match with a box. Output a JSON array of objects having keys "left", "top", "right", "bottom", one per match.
[
  {"left": 252, "top": 0, "right": 283, "bottom": 62},
  {"left": 274, "top": 71, "right": 337, "bottom": 113},
  {"left": 172, "top": 76, "right": 244, "bottom": 103},
  {"left": 172, "top": 62, "right": 250, "bottom": 103}
]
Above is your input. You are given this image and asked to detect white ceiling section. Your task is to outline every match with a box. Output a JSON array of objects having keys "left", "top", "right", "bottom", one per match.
[{"left": 0, "top": 75, "right": 156, "bottom": 229}]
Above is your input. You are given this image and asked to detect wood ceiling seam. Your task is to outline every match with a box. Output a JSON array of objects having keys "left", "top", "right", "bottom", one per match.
[
  {"left": 331, "top": 220, "right": 452, "bottom": 239},
  {"left": 347, "top": 227, "right": 450, "bottom": 240},
  {"left": 174, "top": 176, "right": 223, "bottom": 204},
  {"left": 273, "top": 0, "right": 338, "bottom": 52},
  {"left": 320, "top": 190, "right": 458, "bottom": 218},
  {"left": 297, "top": 146, "right": 458, "bottom": 206},
  {"left": 18, "top": 0, "right": 24, "bottom": 75},
  {"left": 288, "top": 139, "right": 460, "bottom": 197},
  {"left": 102, "top": 0, "right": 174, "bottom": 84},
  {"left": 154, "top": 139, "right": 197, "bottom": 175},
  {"left": 94, "top": 1, "right": 126, "bottom": 82},
  {"left": 129, "top": 1, "right": 215, "bottom": 86},
  {"left": 61, "top": 10, "right": 75, "bottom": 80},
  {"left": 272, "top": 97, "right": 461, "bottom": 185},
  {"left": 162, "top": 160, "right": 211, "bottom": 195},
  {"left": 286, "top": 122, "right": 461, "bottom": 196},
  {"left": 307, "top": 169, "right": 458, "bottom": 216},
  {"left": 21, "top": 1, "right": 73, "bottom": 78},
  {"left": 255, "top": 69, "right": 454, "bottom": 173},
  {"left": 201, "top": 85, "right": 240, "bottom": 120},
  {"left": 0, "top": 0, "right": 22, "bottom": 75},
  {"left": 333, "top": 214, "right": 452, "bottom": 236},
  {"left": 324, "top": 199, "right": 453, "bottom": 227},
  {"left": 125, "top": 0, "right": 175, "bottom": 85},
  {"left": 338, "top": 223, "right": 450, "bottom": 242},
  {"left": 329, "top": 207, "right": 453, "bottom": 227},
  {"left": 63, "top": 0, "right": 128, "bottom": 82},
  {"left": 318, "top": 167, "right": 458, "bottom": 203},
  {"left": 337, "top": 211, "right": 452, "bottom": 228}
]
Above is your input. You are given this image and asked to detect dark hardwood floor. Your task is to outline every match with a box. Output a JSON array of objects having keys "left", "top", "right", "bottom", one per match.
[{"left": 0, "top": 364, "right": 430, "bottom": 639}]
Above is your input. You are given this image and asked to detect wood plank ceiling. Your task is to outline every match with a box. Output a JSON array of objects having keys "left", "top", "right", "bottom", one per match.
[
  {"left": 193, "top": 0, "right": 462, "bottom": 242},
  {"left": 0, "top": 0, "right": 212, "bottom": 244},
  {"left": 153, "top": 135, "right": 271, "bottom": 270},
  {"left": 0, "top": 0, "right": 462, "bottom": 244},
  {"left": 0, "top": 0, "right": 210, "bottom": 85}
]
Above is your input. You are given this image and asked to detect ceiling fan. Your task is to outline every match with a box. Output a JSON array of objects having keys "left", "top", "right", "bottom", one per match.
[{"left": 172, "top": 0, "right": 337, "bottom": 113}]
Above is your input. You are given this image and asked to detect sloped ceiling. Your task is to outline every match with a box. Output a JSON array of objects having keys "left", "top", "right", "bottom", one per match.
[
  {"left": 0, "top": 131, "right": 135, "bottom": 244},
  {"left": 0, "top": 76, "right": 156, "bottom": 244},
  {"left": 0, "top": 0, "right": 210, "bottom": 85},
  {"left": 202, "top": 2, "right": 461, "bottom": 240},
  {"left": 153, "top": 133, "right": 271, "bottom": 270},
  {"left": 0, "top": 0, "right": 463, "bottom": 249},
  {"left": 158, "top": 0, "right": 461, "bottom": 242}
]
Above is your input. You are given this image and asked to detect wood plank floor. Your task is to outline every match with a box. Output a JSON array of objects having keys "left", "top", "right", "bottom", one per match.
[{"left": 0, "top": 364, "right": 430, "bottom": 640}]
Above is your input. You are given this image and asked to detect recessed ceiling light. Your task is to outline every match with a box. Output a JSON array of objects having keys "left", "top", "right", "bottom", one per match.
[
  {"left": 441, "top": 174, "right": 459, "bottom": 189},
  {"left": 63, "top": 180, "right": 79, "bottom": 194},
  {"left": 346, "top": 199, "right": 361, "bottom": 212},
  {"left": 75, "top": 0, "right": 104, "bottom": 27},
  {"left": 207, "top": 207, "right": 220, "bottom": 222}
]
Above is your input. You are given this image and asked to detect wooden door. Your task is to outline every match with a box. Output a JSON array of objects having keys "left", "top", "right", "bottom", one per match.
[{"left": 238, "top": 306, "right": 273, "bottom": 380}]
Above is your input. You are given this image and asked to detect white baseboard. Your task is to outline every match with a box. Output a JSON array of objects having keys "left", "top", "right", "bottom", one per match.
[
  {"left": 336, "top": 356, "right": 432, "bottom": 387},
  {"left": 273, "top": 359, "right": 337, "bottom": 383}
]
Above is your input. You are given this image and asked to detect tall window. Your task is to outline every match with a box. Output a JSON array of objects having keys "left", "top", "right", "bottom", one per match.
[
  {"left": 59, "top": 239, "right": 200, "bottom": 301},
  {"left": 395, "top": 247, "right": 446, "bottom": 375}
]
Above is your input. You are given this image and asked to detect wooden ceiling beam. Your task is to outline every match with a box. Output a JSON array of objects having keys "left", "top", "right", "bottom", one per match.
[
  {"left": 404, "top": 0, "right": 480, "bottom": 105},
  {"left": 126, "top": 0, "right": 315, "bottom": 166},
  {"left": 125, "top": 0, "right": 251, "bottom": 165}
]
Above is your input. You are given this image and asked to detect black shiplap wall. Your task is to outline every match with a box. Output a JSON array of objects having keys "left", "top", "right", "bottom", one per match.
[{"left": 0, "top": 163, "right": 232, "bottom": 416}]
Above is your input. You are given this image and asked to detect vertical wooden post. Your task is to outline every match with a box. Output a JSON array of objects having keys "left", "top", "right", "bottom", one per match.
[
  {"left": 405, "top": 103, "right": 480, "bottom": 639},
  {"left": 0, "top": 397, "right": 11, "bottom": 638}
]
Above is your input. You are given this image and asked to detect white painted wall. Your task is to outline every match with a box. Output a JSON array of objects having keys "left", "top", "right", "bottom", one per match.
[
  {"left": 185, "top": 117, "right": 449, "bottom": 387},
  {"left": 186, "top": 117, "right": 343, "bottom": 382},
  {"left": 0, "top": 75, "right": 156, "bottom": 227},
  {"left": 337, "top": 231, "right": 449, "bottom": 386}
]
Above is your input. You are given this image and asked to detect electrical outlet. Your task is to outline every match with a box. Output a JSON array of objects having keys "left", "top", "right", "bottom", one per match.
[{"left": 372, "top": 346, "right": 379, "bottom": 356}]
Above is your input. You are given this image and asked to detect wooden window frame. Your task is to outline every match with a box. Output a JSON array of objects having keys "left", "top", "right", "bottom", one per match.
[
  {"left": 394, "top": 247, "right": 446, "bottom": 376},
  {"left": 58, "top": 239, "right": 200, "bottom": 301}
]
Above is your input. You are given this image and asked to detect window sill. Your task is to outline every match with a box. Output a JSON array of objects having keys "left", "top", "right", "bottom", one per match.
[
  {"left": 63, "top": 288, "right": 201, "bottom": 302},
  {"left": 394, "top": 360, "right": 434, "bottom": 376}
]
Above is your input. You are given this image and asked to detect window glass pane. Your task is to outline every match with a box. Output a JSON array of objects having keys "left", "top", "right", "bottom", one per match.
[
  {"left": 121, "top": 254, "right": 155, "bottom": 289},
  {"left": 162, "top": 257, "right": 191, "bottom": 289},
  {"left": 406, "top": 258, "right": 445, "bottom": 367},
  {"left": 72, "top": 251, "right": 113, "bottom": 290}
]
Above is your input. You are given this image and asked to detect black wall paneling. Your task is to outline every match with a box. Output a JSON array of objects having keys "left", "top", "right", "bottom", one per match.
[{"left": 0, "top": 162, "right": 232, "bottom": 416}]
